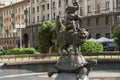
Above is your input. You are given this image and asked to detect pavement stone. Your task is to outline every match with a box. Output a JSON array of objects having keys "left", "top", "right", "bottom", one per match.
[
  {"left": 38, "top": 77, "right": 120, "bottom": 80},
  {"left": 0, "top": 70, "right": 120, "bottom": 80}
]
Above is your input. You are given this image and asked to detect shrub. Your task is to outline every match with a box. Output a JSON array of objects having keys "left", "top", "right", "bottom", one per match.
[
  {"left": 1, "top": 48, "right": 37, "bottom": 55},
  {"left": 81, "top": 41, "right": 103, "bottom": 53},
  {"left": 113, "top": 24, "right": 120, "bottom": 51}
]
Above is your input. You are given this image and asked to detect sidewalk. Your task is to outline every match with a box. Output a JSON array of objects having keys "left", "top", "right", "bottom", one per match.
[
  {"left": 89, "top": 70, "right": 120, "bottom": 78},
  {"left": 0, "top": 70, "right": 120, "bottom": 80},
  {"left": 38, "top": 70, "right": 120, "bottom": 80}
]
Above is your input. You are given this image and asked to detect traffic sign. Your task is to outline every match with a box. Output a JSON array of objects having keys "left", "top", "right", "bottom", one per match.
[{"left": 15, "top": 24, "right": 25, "bottom": 28}]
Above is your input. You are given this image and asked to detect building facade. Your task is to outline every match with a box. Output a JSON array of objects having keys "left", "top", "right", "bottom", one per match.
[
  {"left": 0, "top": 0, "right": 120, "bottom": 49},
  {"left": 79, "top": 0, "right": 120, "bottom": 38},
  {"left": 0, "top": 0, "right": 29, "bottom": 49},
  {"left": 30, "top": 0, "right": 120, "bottom": 48}
]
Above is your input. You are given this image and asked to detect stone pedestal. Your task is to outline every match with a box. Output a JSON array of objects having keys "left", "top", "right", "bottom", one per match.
[
  {"left": 55, "top": 73, "right": 77, "bottom": 80},
  {"left": 48, "top": 54, "right": 97, "bottom": 80},
  {"left": 55, "top": 73, "right": 89, "bottom": 80}
]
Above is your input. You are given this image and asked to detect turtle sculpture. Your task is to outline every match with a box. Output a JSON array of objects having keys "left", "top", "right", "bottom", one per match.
[{"left": 48, "top": 54, "right": 97, "bottom": 79}]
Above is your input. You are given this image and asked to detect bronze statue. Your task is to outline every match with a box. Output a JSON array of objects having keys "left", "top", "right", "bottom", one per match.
[
  {"left": 48, "top": 0, "right": 97, "bottom": 80},
  {"left": 55, "top": 0, "right": 87, "bottom": 55},
  {"left": 56, "top": 15, "right": 89, "bottom": 54},
  {"left": 56, "top": 4, "right": 88, "bottom": 54},
  {"left": 64, "top": 0, "right": 82, "bottom": 31}
]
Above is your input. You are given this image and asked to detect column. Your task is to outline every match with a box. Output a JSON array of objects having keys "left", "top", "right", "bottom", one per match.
[
  {"left": 68, "top": 0, "right": 72, "bottom": 6},
  {"left": 110, "top": 0, "right": 114, "bottom": 11},
  {"left": 84, "top": 0, "right": 88, "bottom": 16},
  {"left": 29, "top": 0, "right": 33, "bottom": 47},
  {"left": 56, "top": 0, "right": 59, "bottom": 15},
  {"left": 49, "top": 0, "right": 52, "bottom": 20},
  {"left": 93, "top": 0, "right": 96, "bottom": 13}
]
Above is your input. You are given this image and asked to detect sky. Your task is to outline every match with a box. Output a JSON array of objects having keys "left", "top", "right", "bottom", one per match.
[{"left": 0, "top": 0, "right": 15, "bottom": 3}]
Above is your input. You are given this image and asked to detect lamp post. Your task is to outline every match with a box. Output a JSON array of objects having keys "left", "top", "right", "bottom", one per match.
[
  {"left": 13, "top": 29, "right": 17, "bottom": 47},
  {"left": 29, "top": 0, "right": 33, "bottom": 47},
  {"left": 49, "top": 0, "right": 52, "bottom": 20},
  {"left": 16, "top": 6, "right": 29, "bottom": 48},
  {"left": 110, "top": 0, "right": 115, "bottom": 39},
  {"left": 11, "top": 2, "right": 16, "bottom": 48},
  {"left": 19, "top": 24, "right": 22, "bottom": 48}
]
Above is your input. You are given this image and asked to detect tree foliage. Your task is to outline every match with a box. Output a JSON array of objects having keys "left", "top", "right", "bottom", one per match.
[
  {"left": 113, "top": 24, "right": 120, "bottom": 51},
  {"left": 38, "top": 21, "right": 57, "bottom": 53},
  {"left": 81, "top": 41, "right": 103, "bottom": 53}
]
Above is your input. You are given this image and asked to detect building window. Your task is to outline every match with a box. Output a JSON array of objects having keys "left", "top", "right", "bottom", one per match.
[
  {"left": 116, "top": 15, "right": 120, "bottom": 23},
  {"left": 37, "top": 16, "right": 39, "bottom": 22},
  {"left": 88, "top": 5, "right": 92, "bottom": 13},
  {"left": 59, "top": 0, "right": 62, "bottom": 7},
  {"left": 96, "top": 17, "right": 100, "bottom": 25},
  {"left": 15, "top": 9, "right": 17, "bottom": 13},
  {"left": 117, "top": 0, "right": 120, "bottom": 8},
  {"left": 88, "top": 34, "right": 91, "bottom": 39},
  {"left": 66, "top": 0, "right": 68, "bottom": 5},
  {"left": 42, "top": 5, "right": 45, "bottom": 11},
  {"left": 32, "top": 17, "right": 35, "bottom": 23},
  {"left": 42, "top": 15, "right": 45, "bottom": 21},
  {"left": 53, "top": 13, "right": 55, "bottom": 20},
  {"left": 22, "top": 15, "right": 24, "bottom": 20},
  {"left": 32, "top": 0, "right": 34, "bottom": 3},
  {"left": 105, "top": 16, "right": 110, "bottom": 24},
  {"left": 47, "top": 14, "right": 49, "bottom": 20},
  {"left": 80, "top": 7, "right": 83, "bottom": 16},
  {"left": 79, "top": 0, "right": 84, "bottom": 2},
  {"left": 53, "top": 2, "right": 56, "bottom": 8},
  {"left": 106, "top": 2, "right": 110, "bottom": 10},
  {"left": 59, "top": 11, "right": 62, "bottom": 16},
  {"left": 32, "top": 7, "right": 35, "bottom": 13},
  {"left": 87, "top": 19, "right": 90, "bottom": 26},
  {"left": 47, "top": 3, "right": 49, "bottom": 10},
  {"left": 96, "top": 34, "right": 100, "bottom": 39},
  {"left": 105, "top": 33, "right": 110, "bottom": 38},
  {"left": 18, "top": 8, "right": 20, "bottom": 12},
  {"left": 9, "top": 10, "right": 11, "bottom": 15},
  {"left": 37, "top": 6, "right": 39, "bottom": 12},
  {"left": 79, "top": 20, "right": 82, "bottom": 27},
  {"left": 97, "top": 3, "right": 102, "bottom": 12}
]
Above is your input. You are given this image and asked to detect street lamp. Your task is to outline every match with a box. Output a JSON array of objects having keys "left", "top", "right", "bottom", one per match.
[
  {"left": 17, "top": 6, "right": 29, "bottom": 48},
  {"left": 29, "top": 0, "right": 33, "bottom": 47},
  {"left": 110, "top": 0, "right": 115, "bottom": 39},
  {"left": 13, "top": 29, "right": 17, "bottom": 47}
]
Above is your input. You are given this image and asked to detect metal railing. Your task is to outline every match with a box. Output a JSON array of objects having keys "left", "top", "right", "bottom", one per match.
[{"left": 0, "top": 51, "right": 120, "bottom": 63}]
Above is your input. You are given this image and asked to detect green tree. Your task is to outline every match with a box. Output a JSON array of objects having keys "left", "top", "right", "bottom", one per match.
[
  {"left": 38, "top": 21, "right": 58, "bottom": 53},
  {"left": 113, "top": 24, "right": 120, "bottom": 51},
  {"left": 38, "top": 21, "right": 55, "bottom": 53},
  {"left": 81, "top": 41, "right": 103, "bottom": 53}
]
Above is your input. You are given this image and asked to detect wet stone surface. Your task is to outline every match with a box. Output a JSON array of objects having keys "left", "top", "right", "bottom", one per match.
[{"left": 39, "top": 77, "right": 120, "bottom": 80}]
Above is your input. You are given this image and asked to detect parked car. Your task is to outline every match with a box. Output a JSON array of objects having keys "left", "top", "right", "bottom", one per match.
[{"left": 102, "top": 42, "right": 115, "bottom": 51}]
